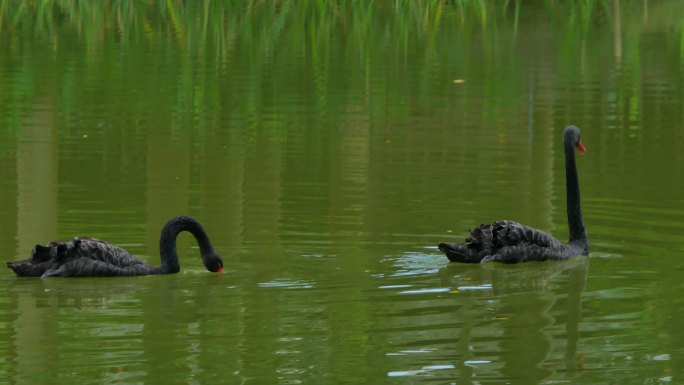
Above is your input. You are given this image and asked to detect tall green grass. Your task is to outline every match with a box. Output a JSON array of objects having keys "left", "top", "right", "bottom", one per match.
[{"left": 0, "top": 0, "right": 682, "bottom": 139}]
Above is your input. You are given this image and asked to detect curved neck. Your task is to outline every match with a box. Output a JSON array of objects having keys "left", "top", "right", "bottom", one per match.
[
  {"left": 565, "top": 142, "right": 587, "bottom": 245},
  {"left": 158, "top": 216, "right": 215, "bottom": 274}
]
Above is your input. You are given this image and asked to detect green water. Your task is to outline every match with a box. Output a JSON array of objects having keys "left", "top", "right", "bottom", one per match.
[{"left": 1, "top": 1, "right": 684, "bottom": 383}]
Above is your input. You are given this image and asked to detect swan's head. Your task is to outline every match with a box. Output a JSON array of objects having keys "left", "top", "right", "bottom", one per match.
[
  {"left": 202, "top": 252, "right": 224, "bottom": 273},
  {"left": 564, "top": 125, "right": 586, "bottom": 154}
]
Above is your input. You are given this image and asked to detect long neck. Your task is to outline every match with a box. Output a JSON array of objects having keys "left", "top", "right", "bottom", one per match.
[
  {"left": 158, "top": 216, "right": 215, "bottom": 274},
  {"left": 565, "top": 142, "right": 587, "bottom": 245}
]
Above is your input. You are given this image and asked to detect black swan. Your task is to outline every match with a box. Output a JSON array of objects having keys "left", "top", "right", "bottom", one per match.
[
  {"left": 6, "top": 216, "right": 223, "bottom": 277},
  {"left": 438, "top": 125, "right": 588, "bottom": 263}
]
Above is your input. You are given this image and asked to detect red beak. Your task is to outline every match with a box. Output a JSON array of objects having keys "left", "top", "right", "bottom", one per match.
[
  {"left": 576, "top": 139, "right": 586, "bottom": 154},
  {"left": 218, "top": 265, "right": 223, "bottom": 273}
]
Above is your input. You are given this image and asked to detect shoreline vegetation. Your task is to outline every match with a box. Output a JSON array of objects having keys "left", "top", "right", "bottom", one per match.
[
  {"left": 0, "top": 1, "right": 681, "bottom": 157},
  {"left": 2, "top": 1, "right": 682, "bottom": 50}
]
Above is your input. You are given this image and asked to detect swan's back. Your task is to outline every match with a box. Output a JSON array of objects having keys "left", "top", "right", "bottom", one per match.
[
  {"left": 438, "top": 220, "right": 566, "bottom": 263},
  {"left": 7, "top": 237, "right": 156, "bottom": 277},
  {"left": 66, "top": 238, "right": 145, "bottom": 267},
  {"left": 489, "top": 221, "right": 564, "bottom": 250}
]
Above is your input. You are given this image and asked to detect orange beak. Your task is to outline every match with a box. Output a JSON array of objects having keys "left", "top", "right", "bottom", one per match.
[{"left": 576, "top": 139, "right": 586, "bottom": 154}]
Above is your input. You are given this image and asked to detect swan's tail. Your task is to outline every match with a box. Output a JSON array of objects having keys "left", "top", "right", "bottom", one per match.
[
  {"left": 6, "top": 242, "right": 74, "bottom": 277},
  {"left": 6, "top": 260, "right": 50, "bottom": 277},
  {"left": 438, "top": 242, "right": 481, "bottom": 263}
]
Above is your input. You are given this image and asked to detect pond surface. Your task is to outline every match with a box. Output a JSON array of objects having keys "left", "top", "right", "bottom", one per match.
[{"left": 1, "top": 2, "right": 684, "bottom": 384}]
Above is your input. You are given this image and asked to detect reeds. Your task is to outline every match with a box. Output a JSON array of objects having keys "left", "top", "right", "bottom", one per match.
[{"left": 0, "top": 0, "right": 682, "bottom": 138}]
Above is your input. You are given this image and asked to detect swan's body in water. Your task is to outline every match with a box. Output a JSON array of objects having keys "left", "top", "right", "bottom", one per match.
[
  {"left": 6, "top": 216, "right": 223, "bottom": 277},
  {"left": 438, "top": 125, "right": 589, "bottom": 263}
]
